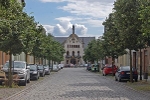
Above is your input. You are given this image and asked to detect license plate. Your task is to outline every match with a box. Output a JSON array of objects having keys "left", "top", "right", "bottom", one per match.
[{"left": 126, "top": 72, "right": 130, "bottom": 74}]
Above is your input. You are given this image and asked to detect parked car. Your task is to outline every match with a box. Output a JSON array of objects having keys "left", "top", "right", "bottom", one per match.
[
  {"left": 58, "top": 64, "right": 64, "bottom": 69},
  {"left": 84, "top": 64, "right": 88, "bottom": 67},
  {"left": 53, "top": 65, "right": 59, "bottom": 72},
  {"left": 115, "top": 66, "right": 138, "bottom": 82},
  {"left": 86, "top": 64, "right": 93, "bottom": 71},
  {"left": 102, "top": 64, "right": 118, "bottom": 76},
  {"left": 38, "top": 65, "right": 45, "bottom": 77},
  {"left": 28, "top": 64, "right": 40, "bottom": 80},
  {"left": 70, "top": 63, "right": 75, "bottom": 67},
  {"left": 2, "top": 61, "right": 30, "bottom": 86},
  {"left": 44, "top": 65, "right": 51, "bottom": 75},
  {"left": 91, "top": 64, "right": 99, "bottom": 72},
  {"left": 64, "top": 64, "right": 70, "bottom": 67}
]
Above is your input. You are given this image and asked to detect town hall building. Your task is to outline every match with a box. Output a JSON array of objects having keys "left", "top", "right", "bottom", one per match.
[{"left": 54, "top": 25, "right": 95, "bottom": 66}]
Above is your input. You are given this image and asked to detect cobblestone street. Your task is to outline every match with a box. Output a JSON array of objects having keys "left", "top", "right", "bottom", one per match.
[{"left": 2, "top": 68, "right": 150, "bottom": 100}]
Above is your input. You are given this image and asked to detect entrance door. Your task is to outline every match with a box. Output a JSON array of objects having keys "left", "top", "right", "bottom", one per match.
[{"left": 70, "top": 59, "right": 76, "bottom": 65}]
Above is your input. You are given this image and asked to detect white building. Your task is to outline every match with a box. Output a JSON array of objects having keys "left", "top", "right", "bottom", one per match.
[{"left": 54, "top": 25, "right": 95, "bottom": 65}]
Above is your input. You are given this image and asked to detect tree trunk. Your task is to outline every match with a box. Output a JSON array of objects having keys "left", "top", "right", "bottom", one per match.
[
  {"left": 48, "top": 60, "right": 51, "bottom": 67},
  {"left": 129, "top": 50, "right": 133, "bottom": 82},
  {"left": 45, "top": 59, "right": 46, "bottom": 65},
  {"left": 41, "top": 58, "right": 43, "bottom": 65},
  {"left": 25, "top": 52, "right": 28, "bottom": 63},
  {"left": 8, "top": 53, "right": 13, "bottom": 87},
  {"left": 34, "top": 56, "right": 36, "bottom": 64},
  {"left": 140, "top": 49, "right": 142, "bottom": 80},
  {"left": 52, "top": 60, "right": 53, "bottom": 71},
  {"left": 112, "top": 57, "right": 115, "bottom": 76}
]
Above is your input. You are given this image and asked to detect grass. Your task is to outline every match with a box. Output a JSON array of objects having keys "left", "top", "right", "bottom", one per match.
[{"left": 127, "top": 80, "right": 150, "bottom": 91}]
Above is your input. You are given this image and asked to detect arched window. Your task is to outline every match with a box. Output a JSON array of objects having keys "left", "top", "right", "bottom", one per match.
[
  {"left": 67, "top": 51, "right": 69, "bottom": 55},
  {"left": 72, "top": 51, "right": 75, "bottom": 56},
  {"left": 66, "top": 60, "right": 69, "bottom": 64},
  {"left": 77, "top": 51, "right": 80, "bottom": 56}
]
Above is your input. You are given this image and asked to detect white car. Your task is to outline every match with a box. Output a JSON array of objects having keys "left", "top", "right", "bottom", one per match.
[
  {"left": 2, "top": 61, "right": 30, "bottom": 86},
  {"left": 58, "top": 64, "right": 64, "bottom": 69},
  {"left": 53, "top": 65, "right": 59, "bottom": 72}
]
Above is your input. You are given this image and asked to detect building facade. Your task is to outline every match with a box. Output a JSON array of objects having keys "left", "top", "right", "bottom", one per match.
[{"left": 54, "top": 25, "right": 95, "bottom": 65}]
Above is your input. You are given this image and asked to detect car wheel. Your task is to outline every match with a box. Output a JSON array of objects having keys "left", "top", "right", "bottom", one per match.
[
  {"left": 22, "top": 79, "right": 27, "bottom": 86},
  {"left": 27, "top": 78, "right": 30, "bottom": 83},
  {"left": 42, "top": 73, "right": 44, "bottom": 77},
  {"left": 38, "top": 73, "right": 40, "bottom": 79},
  {"left": 103, "top": 72, "right": 106, "bottom": 76},
  {"left": 102, "top": 73, "right": 104, "bottom": 76},
  {"left": 115, "top": 76, "right": 118, "bottom": 81},
  {"left": 48, "top": 71, "right": 50, "bottom": 75},
  {"left": 35, "top": 75, "right": 38, "bottom": 80},
  {"left": 118, "top": 77, "right": 121, "bottom": 82},
  {"left": 102, "top": 71, "right": 104, "bottom": 76}
]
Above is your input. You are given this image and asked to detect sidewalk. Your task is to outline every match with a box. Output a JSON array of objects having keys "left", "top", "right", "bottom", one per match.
[
  {"left": 138, "top": 74, "right": 150, "bottom": 81},
  {"left": 124, "top": 75, "right": 150, "bottom": 96}
]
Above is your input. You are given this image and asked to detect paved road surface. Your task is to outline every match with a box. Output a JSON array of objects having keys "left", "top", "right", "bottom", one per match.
[{"left": 3, "top": 68, "right": 150, "bottom": 100}]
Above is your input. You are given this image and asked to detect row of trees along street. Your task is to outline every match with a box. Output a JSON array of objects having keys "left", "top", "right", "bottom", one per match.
[
  {"left": 0, "top": 0, "right": 65, "bottom": 87},
  {"left": 83, "top": 0, "right": 150, "bottom": 83}
]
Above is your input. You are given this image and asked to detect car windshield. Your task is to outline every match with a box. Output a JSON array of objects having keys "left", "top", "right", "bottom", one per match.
[
  {"left": 3, "top": 62, "right": 25, "bottom": 68},
  {"left": 29, "top": 65, "right": 37, "bottom": 70},
  {"left": 44, "top": 66, "right": 49, "bottom": 69},
  {"left": 121, "top": 66, "right": 133, "bottom": 71},
  {"left": 105, "top": 65, "right": 112, "bottom": 68},
  {"left": 38, "top": 65, "right": 43, "bottom": 69}
]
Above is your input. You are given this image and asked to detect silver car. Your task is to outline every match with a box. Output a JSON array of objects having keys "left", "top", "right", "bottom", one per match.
[
  {"left": 53, "top": 65, "right": 59, "bottom": 72},
  {"left": 2, "top": 61, "right": 30, "bottom": 86}
]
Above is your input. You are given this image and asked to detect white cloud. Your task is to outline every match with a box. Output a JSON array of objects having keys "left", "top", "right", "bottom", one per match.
[
  {"left": 55, "top": 16, "right": 73, "bottom": 22},
  {"left": 40, "top": 0, "right": 115, "bottom": 27},
  {"left": 40, "top": 0, "right": 115, "bottom": 36},
  {"left": 58, "top": 1, "right": 113, "bottom": 19},
  {"left": 42, "top": 25, "right": 54, "bottom": 34},
  {"left": 43, "top": 20, "right": 87, "bottom": 36},
  {"left": 40, "top": 0, "right": 115, "bottom": 3}
]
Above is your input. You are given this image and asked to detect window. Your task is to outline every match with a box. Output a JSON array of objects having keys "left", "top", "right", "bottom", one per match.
[
  {"left": 67, "top": 45, "right": 80, "bottom": 48},
  {"left": 72, "top": 51, "right": 75, "bottom": 56},
  {"left": 66, "top": 60, "right": 69, "bottom": 64},
  {"left": 67, "top": 51, "right": 69, "bottom": 55},
  {"left": 77, "top": 51, "right": 80, "bottom": 56}
]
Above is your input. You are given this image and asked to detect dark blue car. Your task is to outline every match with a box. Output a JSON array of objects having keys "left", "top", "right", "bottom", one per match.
[{"left": 115, "top": 66, "right": 138, "bottom": 82}]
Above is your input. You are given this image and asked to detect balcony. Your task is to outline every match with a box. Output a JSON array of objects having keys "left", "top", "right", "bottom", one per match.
[
  {"left": 65, "top": 55, "right": 71, "bottom": 58},
  {"left": 75, "top": 55, "right": 81, "bottom": 58}
]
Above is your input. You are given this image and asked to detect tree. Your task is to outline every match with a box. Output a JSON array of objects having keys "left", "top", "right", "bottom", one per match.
[
  {"left": 102, "top": 13, "right": 127, "bottom": 72},
  {"left": 31, "top": 25, "right": 46, "bottom": 64},
  {"left": 83, "top": 40, "right": 96, "bottom": 63},
  {"left": 0, "top": 0, "right": 27, "bottom": 87},
  {"left": 113, "top": 0, "right": 145, "bottom": 82},
  {"left": 21, "top": 13, "right": 38, "bottom": 62},
  {"left": 138, "top": 0, "right": 150, "bottom": 45}
]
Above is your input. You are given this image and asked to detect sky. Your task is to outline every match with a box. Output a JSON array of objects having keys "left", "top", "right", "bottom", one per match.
[{"left": 24, "top": 0, "right": 116, "bottom": 38}]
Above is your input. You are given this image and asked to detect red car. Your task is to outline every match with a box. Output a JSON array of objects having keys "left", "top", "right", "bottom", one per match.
[{"left": 102, "top": 64, "right": 118, "bottom": 76}]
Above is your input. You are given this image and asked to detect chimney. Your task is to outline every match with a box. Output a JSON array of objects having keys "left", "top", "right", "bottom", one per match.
[{"left": 72, "top": 25, "right": 75, "bottom": 34}]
